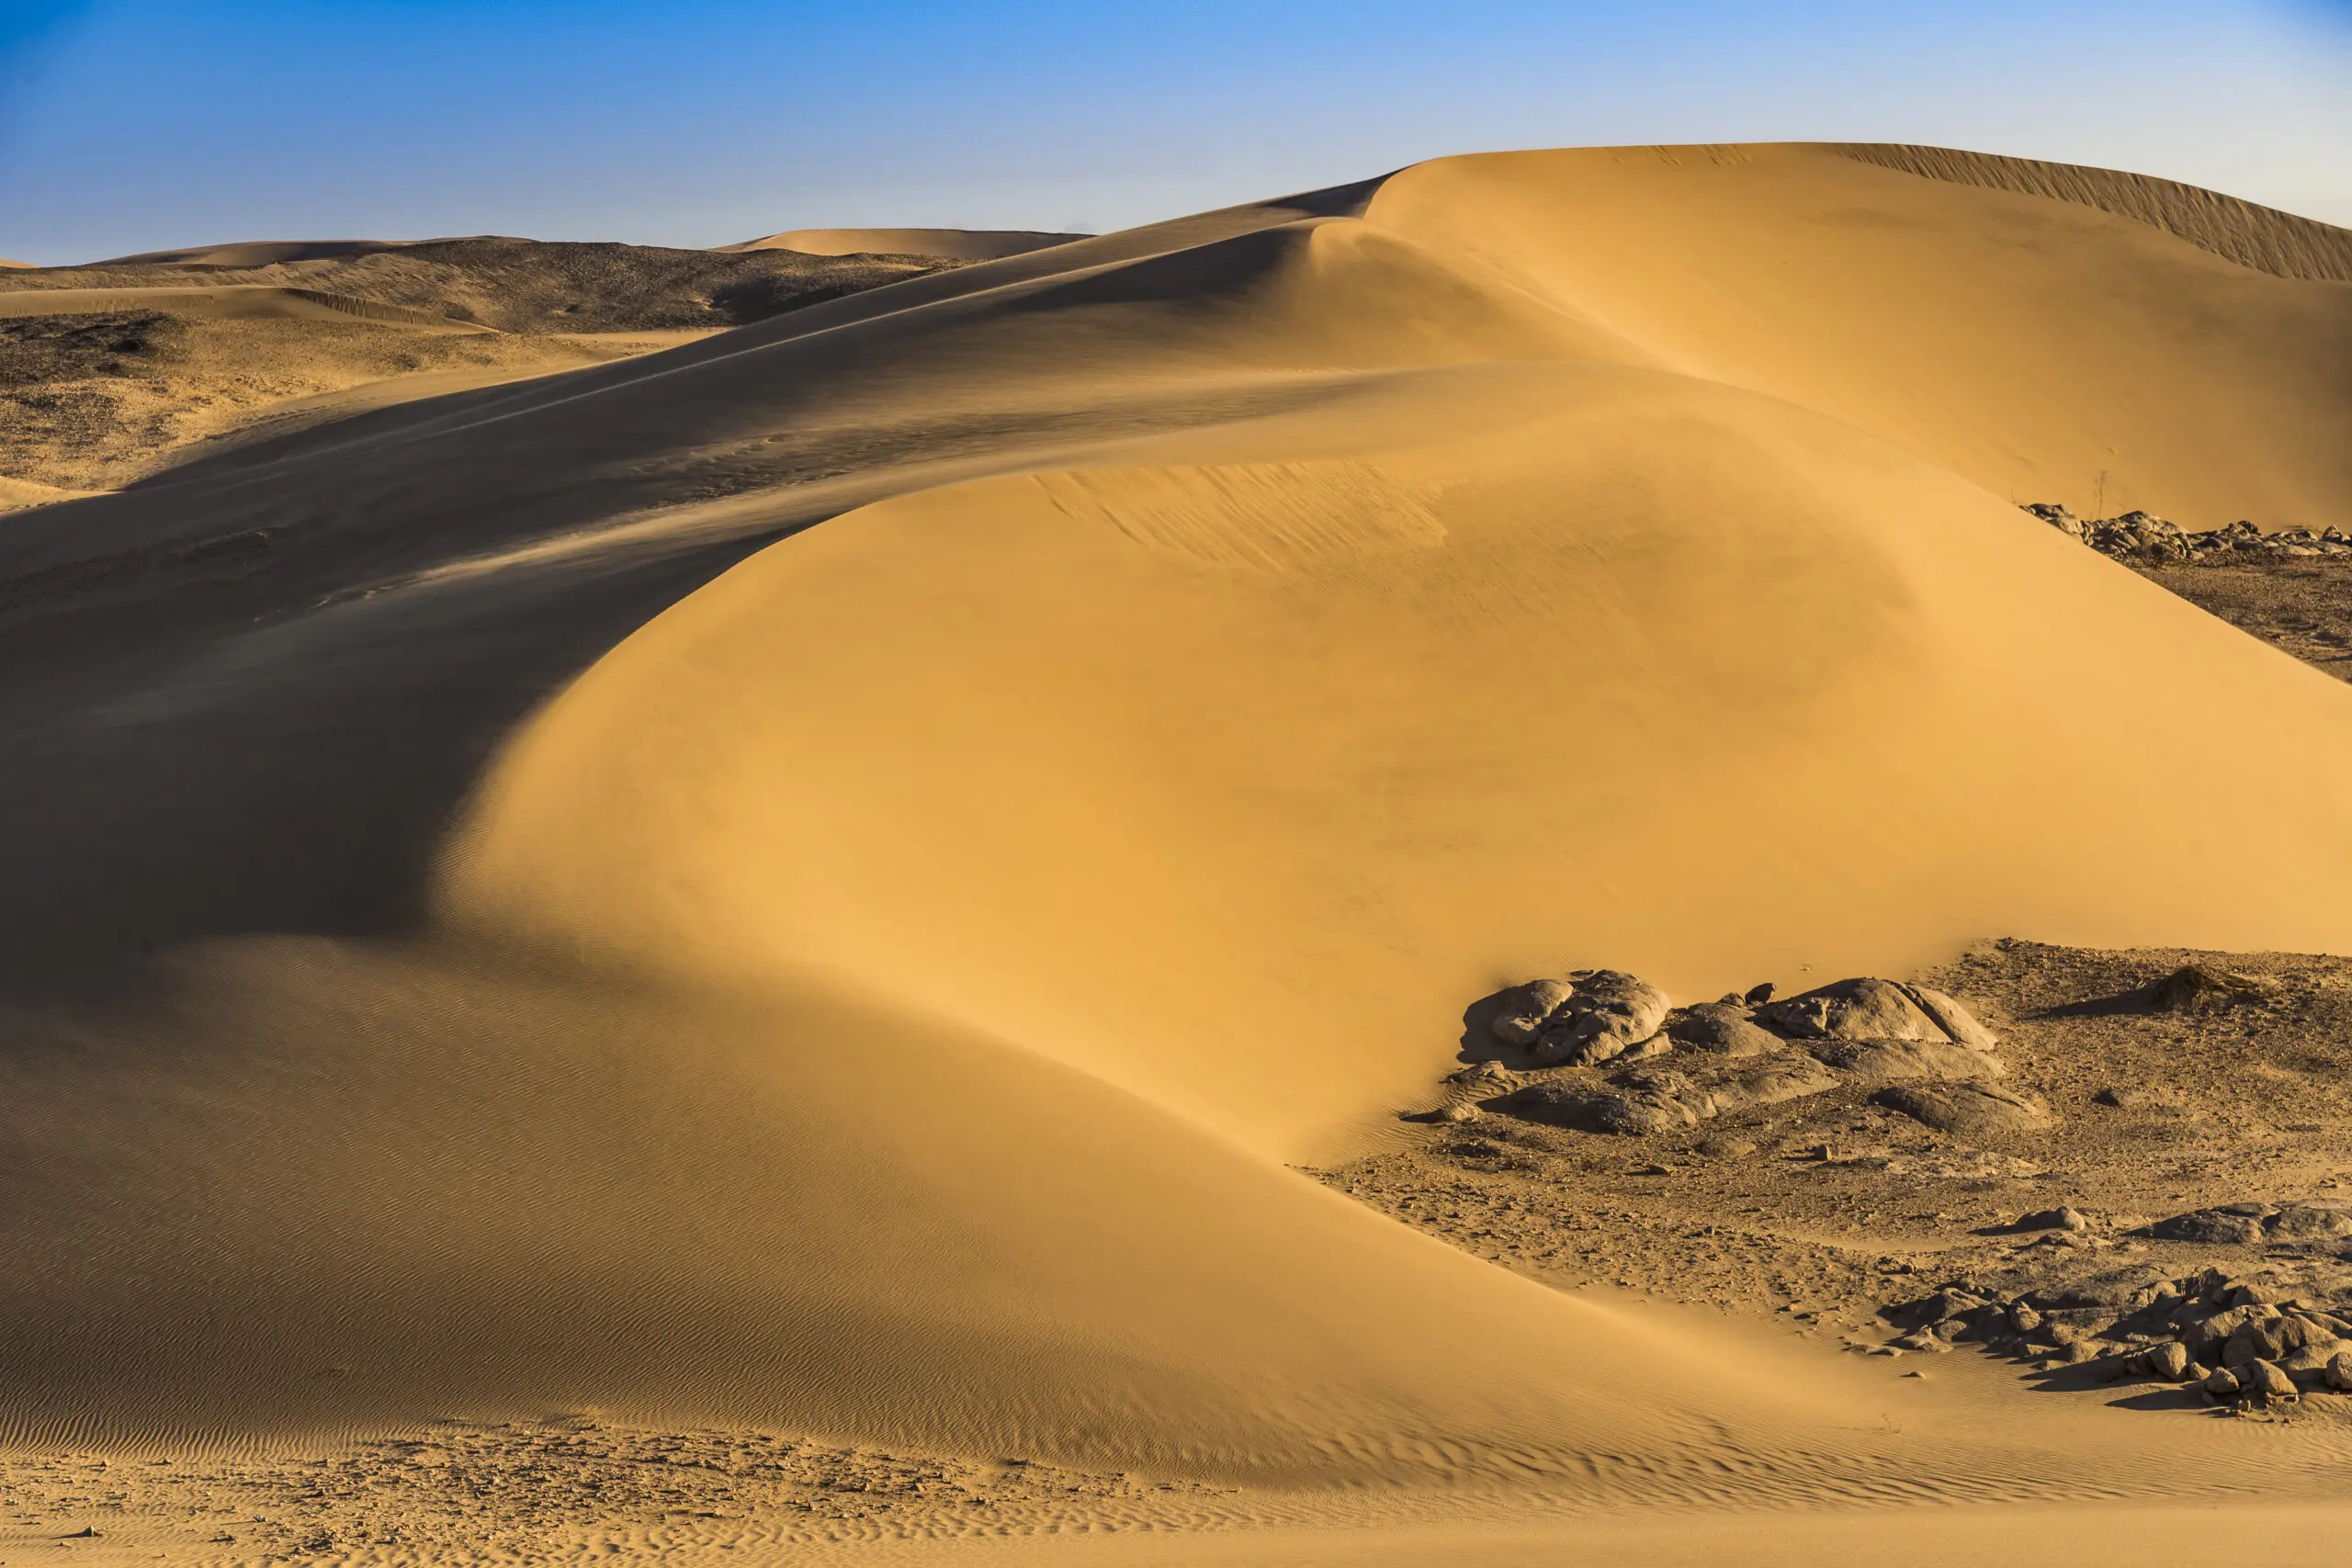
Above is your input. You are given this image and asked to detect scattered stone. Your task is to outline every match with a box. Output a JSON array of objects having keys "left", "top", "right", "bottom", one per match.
[
  {"left": 2143, "top": 963, "right": 2275, "bottom": 1014},
  {"left": 1437, "top": 1102, "right": 1480, "bottom": 1123},
  {"left": 1693, "top": 1134, "right": 1758, "bottom": 1159},
  {"left": 2093, "top": 1086, "right": 2155, "bottom": 1109},
  {"left": 2014, "top": 1207, "right": 2092, "bottom": 1234},
  {"left": 1873, "top": 1082, "right": 2052, "bottom": 1138},
  {"left": 1444, "top": 1059, "right": 1514, "bottom": 1088}
]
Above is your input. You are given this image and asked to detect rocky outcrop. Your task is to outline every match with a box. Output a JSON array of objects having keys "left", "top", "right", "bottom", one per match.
[
  {"left": 1487, "top": 970, "right": 1671, "bottom": 1066},
  {"left": 1757, "top": 977, "right": 1998, "bottom": 1051},
  {"left": 1485, "top": 969, "right": 2009, "bottom": 1137},
  {"left": 2146, "top": 1201, "right": 2352, "bottom": 1249},
  {"left": 1872, "top": 1081, "right": 2052, "bottom": 1137},
  {"left": 1509, "top": 1055, "right": 1837, "bottom": 1135},
  {"left": 2022, "top": 503, "right": 2352, "bottom": 565}
]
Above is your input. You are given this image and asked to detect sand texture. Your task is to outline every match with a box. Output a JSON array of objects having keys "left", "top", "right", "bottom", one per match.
[{"left": 1, "top": 142, "right": 2349, "bottom": 1562}]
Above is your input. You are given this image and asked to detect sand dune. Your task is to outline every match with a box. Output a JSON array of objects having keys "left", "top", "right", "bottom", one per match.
[
  {"left": 720, "top": 227, "right": 1089, "bottom": 258},
  {"left": 1834, "top": 143, "right": 2352, "bottom": 283},
  {"left": 1, "top": 142, "right": 2349, "bottom": 1549},
  {"left": 90, "top": 238, "right": 447, "bottom": 268},
  {"left": 0, "top": 256, "right": 32, "bottom": 269}
]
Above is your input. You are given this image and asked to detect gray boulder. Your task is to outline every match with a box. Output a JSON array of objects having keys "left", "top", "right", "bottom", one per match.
[
  {"left": 1531, "top": 970, "right": 1671, "bottom": 1066},
  {"left": 1489, "top": 977, "right": 1577, "bottom": 1045},
  {"left": 1805, "top": 1038, "right": 2004, "bottom": 1084},
  {"left": 2242, "top": 1359, "right": 2296, "bottom": 1399},
  {"left": 2147, "top": 1201, "right": 2352, "bottom": 1248},
  {"left": 1903, "top": 984, "right": 1998, "bottom": 1050},
  {"left": 1665, "top": 1003, "right": 1782, "bottom": 1057},
  {"left": 1758, "top": 977, "right": 1945, "bottom": 1042},
  {"left": 1873, "top": 1081, "right": 2052, "bottom": 1137},
  {"left": 2328, "top": 1351, "right": 2352, "bottom": 1392}
]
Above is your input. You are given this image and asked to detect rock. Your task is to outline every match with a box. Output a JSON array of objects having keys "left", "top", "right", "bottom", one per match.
[
  {"left": 1665, "top": 1003, "right": 1782, "bottom": 1057},
  {"left": 2224, "top": 1319, "right": 2288, "bottom": 1368},
  {"left": 2242, "top": 1359, "right": 2295, "bottom": 1399},
  {"left": 1530, "top": 970, "right": 1671, "bottom": 1066},
  {"left": 1437, "top": 1101, "right": 1480, "bottom": 1123},
  {"left": 1873, "top": 1082, "right": 2052, "bottom": 1138},
  {"left": 2143, "top": 1341, "right": 2191, "bottom": 1380},
  {"left": 1899, "top": 984, "right": 1998, "bottom": 1050},
  {"left": 1490, "top": 978, "right": 1577, "bottom": 1045},
  {"left": 1445, "top": 1059, "right": 1514, "bottom": 1088},
  {"left": 1743, "top": 982, "right": 1775, "bottom": 1005},
  {"left": 2146, "top": 1201, "right": 2352, "bottom": 1248},
  {"left": 1758, "top": 977, "right": 1947, "bottom": 1043},
  {"left": 1693, "top": 1134, "right": 1758, "bottom": 1159},
  {"left": 2143, "top": 964, "right": 2273, "bottom": 1013},
  {"left": 1707, "top": 1055, "right": 1839, "bottom": 1112},
  {"left": 2015, "top": 1206, "right": 2092, "bottom": 1234},
  {"left": 2010, "top": 1301, "right": 2044, "bottom": 1334},
  {"left": 1506, "top": 1046, "right": 1838, "bottom": 1137},
  {"left": 1807, "top": 1038, "right": 2005, "bottom": 1084},
  {"left": 2203, "top": 1365, "right": 2242, "bottom": 1399},
  {"left": 2148, "top": 1204, "right": 2270, "bottom": 1247},
  {"left": 2267, "top": 1202, "right": 2352, "bottom": 1243},
  {"left": 1505, "top": 1080, "right": 1701, "bottom": 1136},
  {"left": 2328, "top": 1351, "right": 2352, "bottom": 1392},
  {"left": 2093, "top": 1086, "right": 2154, "bottom": 1109}
]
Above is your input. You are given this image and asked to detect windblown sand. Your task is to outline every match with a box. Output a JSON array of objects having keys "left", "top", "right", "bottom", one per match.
[{"left": 0, "top": 143, "right": 2348, "bottom": 1564}]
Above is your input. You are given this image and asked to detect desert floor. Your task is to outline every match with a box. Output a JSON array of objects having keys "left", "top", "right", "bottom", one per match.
[{"left": 1, "top": 144, "right": 2349, "bottom": 1563}]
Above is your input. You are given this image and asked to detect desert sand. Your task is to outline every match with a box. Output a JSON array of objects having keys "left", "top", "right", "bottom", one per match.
[
  {"left": 0, "top": 143, "right": 2349, "bottom": 1563},
  {"left": 718, "top": 227, "right": 1090, "bottom": 258}
]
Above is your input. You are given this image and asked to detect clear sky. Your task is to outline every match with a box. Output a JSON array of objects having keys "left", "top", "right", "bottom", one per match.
[{"left": 3, "top": 0, "right": 2347, "bottom": 264}]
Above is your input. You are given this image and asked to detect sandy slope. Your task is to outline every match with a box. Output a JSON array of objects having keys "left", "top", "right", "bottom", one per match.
[
  {"left": 0, "top": 143, "right": 2349, "bottom": 1555},
  {"left": 720, "top": 227, "right": 1089, "bottom": 258}
]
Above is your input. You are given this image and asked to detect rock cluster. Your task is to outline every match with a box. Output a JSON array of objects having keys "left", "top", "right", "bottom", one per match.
[
  {"left": 1487, "top": 970, "right": 1674, "bottom": 1067},
  {"left": 2021, "top": 503, "right": 2352, "bottom": 565},
  {"left": 1484, "top": 972, "right": 2018, "bottom": 1138},
  {"left": 1886, "top": 1267, "right": 2352, "bottom": 1404}
]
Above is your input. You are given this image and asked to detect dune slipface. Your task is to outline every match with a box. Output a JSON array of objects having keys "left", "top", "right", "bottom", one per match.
[{"left": 0, "top": 146, "right": 2348, "bottom": 1497}]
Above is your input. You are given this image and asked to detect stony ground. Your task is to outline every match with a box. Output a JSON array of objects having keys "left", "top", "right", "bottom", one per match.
[{"left": 1311, "top": 938, "right": 2352, "bottom": 1418}]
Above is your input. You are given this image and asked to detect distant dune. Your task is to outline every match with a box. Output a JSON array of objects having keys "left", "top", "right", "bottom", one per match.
[
  {"left": 0, "top": 143, "right": 2348, "bottom": 1554},
  {"left": 88, "top": 238, "right": 449, "bottom": 268},
  {"left": 0, "top": 257, "right": 32, "bottom": 269},
  {"left": 718, "top": 226, "right": 1090, "bottom": 258}
]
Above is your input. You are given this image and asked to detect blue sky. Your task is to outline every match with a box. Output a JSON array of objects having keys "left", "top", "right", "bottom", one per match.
[{"left": 2, "top": 0, "right": 2346, "bottom": 263}]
